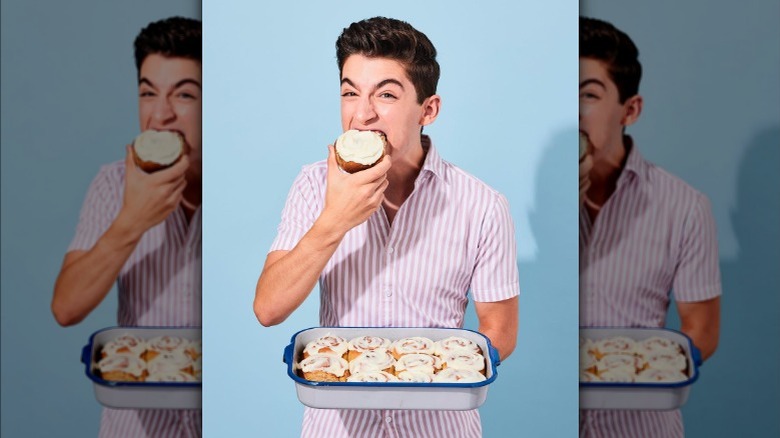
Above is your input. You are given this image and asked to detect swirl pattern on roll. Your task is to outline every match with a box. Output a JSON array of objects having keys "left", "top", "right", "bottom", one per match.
[
  {"left": 391, "top": 337, "right": 436, "bottom": 358},
  {"left": 394, "top": 353, "right": 443, "bottom": 375},
  {"left": 304, "top": 334, "right": 350, "bottom": 358},
  {"left": 348, "top": 349, "right": 396, "bottom": 375}
]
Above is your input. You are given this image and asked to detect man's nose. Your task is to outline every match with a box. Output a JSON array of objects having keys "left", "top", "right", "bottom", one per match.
[
  {"left": 152, "top": 97, "right": 176, "bottom": 124},
  {"left": 355, "top": 95, "right": 377, "bottom": 124}
]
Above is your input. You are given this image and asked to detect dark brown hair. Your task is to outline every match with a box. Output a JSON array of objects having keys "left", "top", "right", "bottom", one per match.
[
  {"left": 336, "top": 17, "right": 440, "bottom": 104},
  {"left": 580, "top": 17, "right": 642, "bottom": 103},
  {"left": 134, "top": 17, "right": 201, "bottom": 73}
]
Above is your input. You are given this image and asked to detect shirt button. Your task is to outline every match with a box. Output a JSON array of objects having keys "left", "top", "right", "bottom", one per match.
[
  {"left": 385, "top": 416, "right": 392, "bottom": 423},
  {"left": 386, "top": 246, "right": 394, "bottom": 254},
  {"left": 385, "top": 288, "right": 392, "bottom": 297}
]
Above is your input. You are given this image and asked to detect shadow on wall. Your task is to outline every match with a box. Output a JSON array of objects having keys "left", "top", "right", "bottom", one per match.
[
  {"left": 672, "top": 126, "right": 780, "bottom": 437},
  {"left": 466, "top": 127, "right": 580, "bottom": 437}
]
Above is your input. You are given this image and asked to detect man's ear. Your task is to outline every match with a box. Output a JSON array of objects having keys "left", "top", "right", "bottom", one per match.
[
  {"left": 621, "top": 94, "right": 643, "bottom": 127},
  {"left": 419, "top": 94, "right": 441, "bottom": 127}
]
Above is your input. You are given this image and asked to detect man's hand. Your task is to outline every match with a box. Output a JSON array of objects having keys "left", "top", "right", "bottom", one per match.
[
  {"left": 119, "top": 144, "right": 189, "bottom": 238},
  {"left": 320, "top": 144, "right": 390, "bottom": 233}
]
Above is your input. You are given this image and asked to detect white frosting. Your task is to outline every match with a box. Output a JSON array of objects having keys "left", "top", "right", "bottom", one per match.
[
  {"left": 638, "top": 337, "right": 682, "bottom": 356},
  {"left": 147, "top": 350, "right": 191, "bottom": 375},
  {"left": 580, "top": 348, "right": 598, "bottom": 370},
  {"left": 348, "top": 349, "right": 396, "bottom": 374},
  {"left": 635, "top": 368, "right": 688, "bottom": 383},
  {"left": 580, "top": 370, "right": 602, "bottom": 382},
  {"left": 392, "top": 337, "right": 435, "bottom": 356},
  {"left": 347, "top": 371, "right": 399, "bottom": 382},
  {"left": 434, "top": 336, "right": 480, "bottom": 357},
  {"left": 596, "top": 353, "right": 640, "bottom": 374},
  {"left": 304, "top": 334, "right": 349, "bottom": 358},
  {"left": 442, "top": 352, "right": 485, "bottom": 373},
  {"left": 147, "top": 335, "right": 189, "bottom": 354},
  {"left": 433, "top": 368, "right": 486, "bottom": 383},
  {"left": 97, "top": 354, "right": 146, "bottom": 378},
  {"left": 134, "top": 130, "right": 183, "bottom": 165},
  {"left": 394, "top": 353, "right": 443, "bottom": 375},
  {"left": 595, "top": 337, "right": 637, "bottom": 356},
  {"left": 598, "top": 368, "right": 635, "bottom": 383},
  {"left": 299, "top": 354, "right": 349, "bottom": 377},
  {"left": 102, "top": 334, "right": 147, "bottom": 357},
  {"left": 397, "top": 370, "right": 434, "bottom": 383},
  {"left": 348, "top": 336, "right": 392, "bottom": 353},
  {"left": 644, "top": 352, "right": 687, "bottom": 372},
  {"left": 335, "top": 130, "right": 384, "bottom": 165}
]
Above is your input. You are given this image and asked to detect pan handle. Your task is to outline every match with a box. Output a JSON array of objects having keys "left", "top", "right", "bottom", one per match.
[
  {"left": 489, "top": 344, "right": 501, "bottom": 367},
  {"left": 81, "top": 344, "right": 91, "bottom": 364},
  {"left": 691, "top": 344, "right": 703, "bottom": 367},
  {"left": 283, "top": 343, "right": 294, "bottom": 365}
]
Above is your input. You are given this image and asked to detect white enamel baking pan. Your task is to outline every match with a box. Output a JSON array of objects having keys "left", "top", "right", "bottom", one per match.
[
  {"left": 580, "top": 327, "right": 702, "bottom": 411},
  {"left": 82, "top": 326, "right": 201, "bottom": 410},
  {"left": 283, "top": 327, "right": 500, "bottom": 410}
]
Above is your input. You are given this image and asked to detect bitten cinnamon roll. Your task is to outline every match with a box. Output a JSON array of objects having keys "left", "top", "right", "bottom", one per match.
[
  {"left": 347, "top": 371, "right": 399, "bottom": 382},
  {"left": 101, "top": 334, "right": 147, "bottom": 358},
  {"left": 441, "top": 352, "right": 486, "bottom": 375},
  {"left": 390, "top": 337, "right": 436, "bottom": 359},
  {"left": 303, "top": 334, "right": 350, "bottom": 360},
  {"left": 145, "top": 335, "right": 190, "bottom": 362},
  {"left": 348, "top": 348, "right": 396, "bottom": 375},
  {"left": 97, "top": 354, "right": 147, "bottom": 382},
  {"left": 347, "top": 335, "right": 392, "bottom": 362},
  {"left": 298, "top": 354, "right": 350, "bottom": 382},
  {"left": 434, "top": 336, "right": 482, "bottom": 357},
  {"left": 432, "top": 368, "right": 486, "bottom": 383},
  {"left": 394, "top": 353, "right": 443, "bottom": 376}
]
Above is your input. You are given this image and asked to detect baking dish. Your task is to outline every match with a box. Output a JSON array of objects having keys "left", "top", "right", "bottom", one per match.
[
  {"left": 579, "top": 327, "right": 702, "bottom": 410},
  {"left": 283, "top": 327, "right": 500, "bottom": 410},
  {"left": 82, "top": 326, "right": 201, "bottom": 410}
]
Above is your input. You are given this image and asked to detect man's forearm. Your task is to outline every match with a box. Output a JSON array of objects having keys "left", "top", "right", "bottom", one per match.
[
  {"left": 51, "top": 217, "right": 143, "bottom": 326},
  {"left": 254, "top": 217, "right": 346, "bottom": 326}
]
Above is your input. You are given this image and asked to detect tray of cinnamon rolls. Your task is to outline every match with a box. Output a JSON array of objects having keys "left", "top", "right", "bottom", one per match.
[
  {"left": 82, "top": 327, "right": 201, "bottom": 409},
  {"left": 579, "top": 327, "right": 702, "bottom": 410},
  {"left": 283, "top": 327, "right": 500, "bottom": 410}
]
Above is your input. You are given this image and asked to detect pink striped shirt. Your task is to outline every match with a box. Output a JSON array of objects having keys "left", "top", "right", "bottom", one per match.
[
  {"left": 271, "top": 138, "right": 520, "bottom": 438},
  {"left": 69, "top": 160, "right": 201, "bottom": 437},
  {"left": 579, "top": 140, "right": 721, "bottom": 437}
]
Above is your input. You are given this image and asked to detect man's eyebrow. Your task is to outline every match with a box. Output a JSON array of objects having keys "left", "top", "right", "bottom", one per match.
[
  {"left": 580, "top": 78, "right": 606, "bottom": 89},
  {"left": 340, "top": 78, "right": 405, "bottom": 90},
  {"left": 137, "top": 78, "right": 201, "bottom": 89}
]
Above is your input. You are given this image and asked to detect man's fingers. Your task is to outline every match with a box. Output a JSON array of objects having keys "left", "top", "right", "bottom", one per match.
[{"left": 353, "top": 154, "right": 391, "bottom": 183}]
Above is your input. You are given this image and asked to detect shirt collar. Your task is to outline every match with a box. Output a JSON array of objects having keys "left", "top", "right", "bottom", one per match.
[
  {"left": 618, "top": 135, "right": 650, "bottom": 186},
  {"left": 420, "top": 135, "right": 446, "bottom": 182}
]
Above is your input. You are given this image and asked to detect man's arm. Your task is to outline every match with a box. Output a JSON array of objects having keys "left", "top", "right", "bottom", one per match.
[
  {"left": 474, "top": 296, "right": 519, "bottom": 361},
  {"left": 254, "top": 146, "right": 390, "bottom": 327},
  {"left": 676, "top": 296, "right": 720, "bottom": 361},
  {"left": 51, "top": 147, "right": 188, "bottom": 326}
]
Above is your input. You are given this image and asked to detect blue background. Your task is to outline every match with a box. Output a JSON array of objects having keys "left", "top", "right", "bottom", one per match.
[
  {"left": 0, "top": 1, "right": 199, "bottom": 436},
  {"left": 202, "top": 1, "right": 579, "bottom": 437},
  {"left": 584, "top": 1, "right": 780, "bottom": 436}
]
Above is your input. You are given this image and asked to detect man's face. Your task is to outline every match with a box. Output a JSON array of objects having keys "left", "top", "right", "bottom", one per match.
[
  {"left": 579, "top": 57, "right": 630, "bottom": 153},
  {"left": 340, "top": 54, "right": 429, "bottom": 156},
  {"left": 138, "top": 54, "right": 202, "bottom": 177}
]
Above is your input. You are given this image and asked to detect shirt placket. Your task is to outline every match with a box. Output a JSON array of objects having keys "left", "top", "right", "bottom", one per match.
[{"left": 380, "top": 208, "right": 396, "bottom": 327}]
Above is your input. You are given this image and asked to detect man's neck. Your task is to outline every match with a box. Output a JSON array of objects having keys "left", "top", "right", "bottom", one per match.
[
  {"left": 587, "top": 135, "right": 630, "bottom": 207},
  {"left": 383, "top": 135, "right": 428, "bottom": 223}
]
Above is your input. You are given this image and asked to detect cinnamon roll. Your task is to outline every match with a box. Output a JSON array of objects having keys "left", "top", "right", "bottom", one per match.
[
  {"left": 298, "top": 354, "right": 350, "bottom": 382},
  {"left": 397, "top": 370, "right": 434, "bottom": 383},
  {"left": 97, "top": 354, "right": 147, "bottom": 382},
  {"left": 434, "top": 336, "right": 482, "bottom": 357},
  {"left": 643, "top": 351, "right": 687, "bottom": 372},
  {"left": 101, "top": 334, "right": 147, "bottom": 359},
  {"left": 347, "top": 371, "right": 399, "bottom": 383},
  {"left": 595, "top": 353, "right": 641, "bottom": 375},
  {"left": 597, "top": 368, "right": 635, "bottom": 383},
  {"left": 347, "top": 335, "right": 392, "bottom": 362},
  {"left": 145, "top": 335, "right": 190, "bottom": 362},
  {"left": 146, "top": 350, "right": 192, "bottom": 376},
  {"left": 637, "top": 336, "right": 683, "bottom": 357},
  {"left": 432, "top": 368, "right": 486, "bottom": 383},
  {"left": 390, "top": 337, "right": 436, "bottom": 359},
  {"left": 593, "top": 336, "right": 637, "bottom": 359},
  {"left": 394, "top": 353, "right": 443, "bottom": 376},
  {"left": 303, "top": 334, "right": 350, "bottom": 360},
  {"left": 348, "top": 348, "right": 396, "bottom": 375},
  {"left": 441, "top": 351, "right": 486, "bottom": 375}
]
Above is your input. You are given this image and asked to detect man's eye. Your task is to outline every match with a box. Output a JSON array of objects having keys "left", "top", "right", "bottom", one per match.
[
  {"left": 341, "top": 91, "right": 357, "bottom": 97},
  {"left": 139, "top": 91, "right": 155, "bottom": 97},
  {"left": 379, "top": 92, "right": 396, "bottom": 99},
  {"left": 177, "top": 92, "right": 197, "bottom": 99}
]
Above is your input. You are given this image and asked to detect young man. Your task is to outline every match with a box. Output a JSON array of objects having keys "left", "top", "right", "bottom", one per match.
[
  {"left": 254, "top": 17, "right": 519, "bottom": 437},
  {"left": 579, "top": 17, "right": 721, "bottom": 437},
  {"left": 51, "top": 17, "right": 202, "bottom": 437}
]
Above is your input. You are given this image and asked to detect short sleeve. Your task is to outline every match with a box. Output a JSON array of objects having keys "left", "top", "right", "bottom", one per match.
[
  {"left": 269, "top": 167, "right": 322, "bottom": 252},
  {"left": 672, "top": 193, "right": 722, "bottom": 302},
  {"left": 68, "top": 164, "right": 123, "bottom": 252},
  {"left": 470, "top": 193, "right": 521, "bottom": 302}
]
